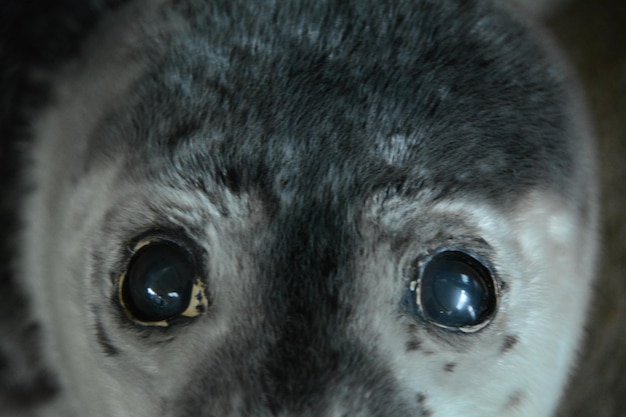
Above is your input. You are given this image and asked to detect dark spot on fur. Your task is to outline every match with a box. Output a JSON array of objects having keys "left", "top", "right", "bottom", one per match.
[
  {"left": 0, "top": 348, "right": 8, "bottom": 372},
  {"left": 390, "top": 234, "right": 413, "bottom": 253},
  {"left": 501, "top": 335, "right": 519, "bottom": 353},
  {"left": 504, "top": 391, "right": 524, "bottom": 410},
  {"left": 444, "top": 362, "right": 456, "bottom": 372},
  {"left": 1, "top": 371, "right": 60, "bottom": 408},
  {"left": 406, "top": 338, "right": 422, "bottom": 352},
  {"left": 166, "top": 120, "right": 203, "bottom": 151},
  {"left": 215, "top": 164, "right": 242, "bottom": 194},
  {"left": 95, "top": 320, "right": 120, "bottom": 356},
  {"left": 0, "top": 312, "right": 61, "bottom": 408},
  {"left": 416, "top": 393, "right": 433, "bottom": 417}
]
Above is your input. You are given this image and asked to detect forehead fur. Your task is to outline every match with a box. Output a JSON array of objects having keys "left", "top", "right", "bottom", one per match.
[{"left": 82, "top": 0, "right": 584, "bottom": 210}]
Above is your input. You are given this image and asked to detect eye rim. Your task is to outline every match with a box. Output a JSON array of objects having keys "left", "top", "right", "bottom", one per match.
[
  {"left": 118, "top": 234, "right": 209, "bottom": 327},
  {"left": 410, "top": 247, "right": 499, "bottom": 333}
]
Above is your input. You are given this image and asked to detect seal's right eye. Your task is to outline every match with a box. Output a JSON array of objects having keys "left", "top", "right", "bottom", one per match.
[{"left": 119, "top": 237, "right": 207, "bottom": 326}]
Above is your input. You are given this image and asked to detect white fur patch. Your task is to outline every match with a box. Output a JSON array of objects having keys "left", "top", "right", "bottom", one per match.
[{"left": 355, "top": 190, "right": 597, "bottom": 417}]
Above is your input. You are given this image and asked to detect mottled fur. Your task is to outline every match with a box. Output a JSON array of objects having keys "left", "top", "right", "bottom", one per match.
[{"left": 0, "top": 1, "right": 597, "bottom": 416}]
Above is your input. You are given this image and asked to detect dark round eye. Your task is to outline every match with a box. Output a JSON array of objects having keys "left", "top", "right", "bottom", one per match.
[
  {"left": 121, "top": 240, "right": 196, "bottom": 323},
  {"left": 416, "top": 250, "right": 497, "bottom": 331}
]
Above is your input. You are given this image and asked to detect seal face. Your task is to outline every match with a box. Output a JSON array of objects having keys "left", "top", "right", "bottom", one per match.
[{"left": 5, "top": 0, "right": 597, "bottom": 416}]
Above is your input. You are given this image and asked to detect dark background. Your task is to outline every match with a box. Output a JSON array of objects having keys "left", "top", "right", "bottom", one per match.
[{"left": 548, "top": 0, "right": 626, "bottom": 415}]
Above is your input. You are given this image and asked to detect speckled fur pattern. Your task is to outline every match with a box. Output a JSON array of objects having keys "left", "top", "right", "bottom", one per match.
[{"left": 0, "top": 1, "right": 598, "bottom": 416}]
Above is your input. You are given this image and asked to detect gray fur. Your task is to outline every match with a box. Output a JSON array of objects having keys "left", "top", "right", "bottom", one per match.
[{"left": 1, "top": 0, "right": 597, "bottom": 416}]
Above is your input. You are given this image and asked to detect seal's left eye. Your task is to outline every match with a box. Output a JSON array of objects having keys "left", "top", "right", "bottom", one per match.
[
  {"left": 412, "top": 250, "right": 498, "bottom": 332},
  {"left": 120, "top": 238, "right": 207, "bottom": 325}
]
